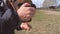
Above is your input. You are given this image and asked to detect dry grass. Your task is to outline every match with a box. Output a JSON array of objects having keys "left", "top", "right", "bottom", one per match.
[{"left": 15, "top": 9, "right": 60, "bottom": 34}]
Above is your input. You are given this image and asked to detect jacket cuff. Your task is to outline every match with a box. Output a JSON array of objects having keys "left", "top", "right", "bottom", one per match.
[
  {"left": 21, "top": 18, "right": 32, "bottom": 22},
  {"left": 12, "top": 9, "right": 23, "bottom": 30},
  {"left": 16, "top": 25, "right": 22, "bottom": 30}
]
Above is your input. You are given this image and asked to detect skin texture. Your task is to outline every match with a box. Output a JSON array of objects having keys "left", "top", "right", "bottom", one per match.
[
  {"left": 17, "top": 3, "right": 36, "bottom": 31},
  {"left": 20, "top": 22, "right": 32, "bottom": 31}
]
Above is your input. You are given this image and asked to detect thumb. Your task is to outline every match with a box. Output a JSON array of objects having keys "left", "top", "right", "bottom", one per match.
[{"left": 21, "top": 3, "right": 31, "bottom": 7}]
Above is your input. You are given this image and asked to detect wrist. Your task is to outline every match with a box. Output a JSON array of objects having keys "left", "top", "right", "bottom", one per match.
[{"left": 21, "top": 18, "right": 32, "bottom": 22}]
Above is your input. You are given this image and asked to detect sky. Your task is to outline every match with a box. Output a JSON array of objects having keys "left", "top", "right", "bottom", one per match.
[
  {"left": 56, "top": 0, "right": 60, "bottom": 5},
  {"left": 32, "top": 0, "right": 60, "bottom": 8}
]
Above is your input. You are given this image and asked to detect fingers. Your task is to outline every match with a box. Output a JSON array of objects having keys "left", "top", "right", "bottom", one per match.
[
  {"left": 20, "top": 22, "right": 32, "bottom": 31},
  {"left": 26, "top": 7, "right": 35, "bottom": 17},
  {"left": 17, "top": 3, "right": 36, "bottom": 21}
]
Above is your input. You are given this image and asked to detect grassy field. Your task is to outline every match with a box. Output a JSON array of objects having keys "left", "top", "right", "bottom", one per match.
[{"left": 15, "top": 9, "right": 60, "bottom": 34}]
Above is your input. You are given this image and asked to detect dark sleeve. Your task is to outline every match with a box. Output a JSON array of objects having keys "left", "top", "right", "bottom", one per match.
[
  {"left": 11, "top": 9, "right": 23, "bottom": 30},
  {"left": 0, "top": 9, "right": 12, "bottom": 23},
  {"left": 0, "top": 17, "right": 6, "bottom": 24},
  {"left": 1, "top": 9, "right": 22, "bottom": 30}
]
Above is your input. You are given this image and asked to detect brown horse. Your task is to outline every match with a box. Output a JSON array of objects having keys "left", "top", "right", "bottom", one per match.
[{"left": 8, "top": 0, "right": 36, "bottom": 11}]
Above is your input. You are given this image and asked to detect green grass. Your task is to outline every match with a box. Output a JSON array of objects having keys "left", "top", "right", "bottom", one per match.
[
  {"left": 53, "top": 8, "right": 60, "bottom": 11},
  {"left": 15, "top": 9, "right": 60, "bottom": 34}
]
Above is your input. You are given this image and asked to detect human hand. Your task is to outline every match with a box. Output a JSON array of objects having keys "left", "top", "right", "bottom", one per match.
[
  {"left": 17, "top": 3, "right": 36, "bottom": 21},
  {"left": 20, "top": 22, "right": 32, "bottom": 31}
]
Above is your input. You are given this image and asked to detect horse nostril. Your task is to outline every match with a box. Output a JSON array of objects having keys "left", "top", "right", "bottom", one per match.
[
  {"left": 18, "top": 3, "right": 23, "bottom": 7},
  {"left": 18, "top": 3, "right": 26, "bottom": 7},
  {"left": 0, "top": 1, "right": 2, "bottom": 4},
  {"left": 12, "top": 0, "right": 16, "bottom": 2}
]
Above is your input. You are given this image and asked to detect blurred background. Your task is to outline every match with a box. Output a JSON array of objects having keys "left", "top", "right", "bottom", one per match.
[
  {"left": 32, "top": 0, "right": 60, "bottom": 8},
  {"left": 15, "top": 0, "right": 60, "bottom": 34}
]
